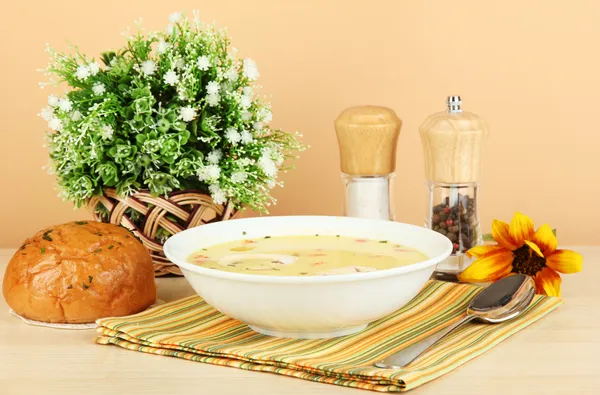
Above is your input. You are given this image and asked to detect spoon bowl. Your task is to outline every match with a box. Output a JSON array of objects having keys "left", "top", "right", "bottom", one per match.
[{"left": 375, "top": 274, "right": 536, "bottom": 369}]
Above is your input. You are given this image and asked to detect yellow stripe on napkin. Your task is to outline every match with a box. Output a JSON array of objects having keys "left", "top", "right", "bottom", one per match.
[{"left": 94, "top": 281, "right": 562, "bottom": 392}]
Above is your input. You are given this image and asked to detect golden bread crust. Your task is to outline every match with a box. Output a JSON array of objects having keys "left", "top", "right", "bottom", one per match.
[{"left": 2, "top": 221, "right": 156, "bottom": 323}]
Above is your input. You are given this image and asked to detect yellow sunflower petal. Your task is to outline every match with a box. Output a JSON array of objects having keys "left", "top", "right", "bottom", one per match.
[
  {"left": 546, "top": 249, "right": 583, "bottom": 274},
  {"left": 466, "top": 244, "right": 504, "bottom": 259},
  {"left": 458, "top": 250, "right": 514, "bottom": 283},
  {"left": 509, "top": 211, "right": 535, "bottom": 247},
  {"left": 524, "top": 240, "right": 544, "bottom": 257},
  {"left": 534, "top": 267, "right": 561, "bottom": 297},
  {"left": 532, "top": 224, "right": 557, "bottom": 256},
  {"left": 492, "top": 220, "right": 518, "bottom": 250}
]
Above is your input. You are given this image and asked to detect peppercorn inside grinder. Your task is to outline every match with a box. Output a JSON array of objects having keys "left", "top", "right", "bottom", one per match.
[
  {"left": 420, "top": 96, "right": 488, "bottom": 281},
  {"left": 334, "top": 106, "right": 402, "bottom": 220}
]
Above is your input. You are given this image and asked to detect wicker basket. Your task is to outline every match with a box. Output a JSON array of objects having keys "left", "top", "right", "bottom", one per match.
[{"left": 89, "top": 188, "right": 240, "bottom": 276}]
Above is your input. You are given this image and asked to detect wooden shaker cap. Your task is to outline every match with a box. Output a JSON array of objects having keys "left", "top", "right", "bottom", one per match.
[{"left": 334, "top": 106, "right": 402, "bottom": 176}]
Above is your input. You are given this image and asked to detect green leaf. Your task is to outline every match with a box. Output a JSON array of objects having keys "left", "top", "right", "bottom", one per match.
[
  {"left": 189, "top": 120, "right": 198, "bottom": 138},
  {"left": 179, "top": 130, "right": 191, "bottom": 145},
  {"left": 171, "top": 121, "right": 186, "bottom": 132},
  {"left": 156, "top": 118, "right": 171, "bottom": 133},
  {"left": 135, "top": 134, "right": 147, "bottom": 145},
  {"left": 98, "top": 163, "right": 119, "bottom": 186},
  {"left": 100, "top": 51, "right": 116, "bottom": 66}
]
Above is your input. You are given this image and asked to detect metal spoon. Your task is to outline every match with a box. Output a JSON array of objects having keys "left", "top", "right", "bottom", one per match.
[{"left": 374, "top": 274, "right": 536, "bottom": 369}]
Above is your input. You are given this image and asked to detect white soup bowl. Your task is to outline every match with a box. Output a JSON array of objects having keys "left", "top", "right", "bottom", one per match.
[{"left": 163, "top": 215, "right": 452, "bottom": 339}]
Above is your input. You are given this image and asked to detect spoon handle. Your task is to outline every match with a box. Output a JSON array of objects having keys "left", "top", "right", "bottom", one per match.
[{"left": 374, "top": 314, "right": 476, "bottom": 369}]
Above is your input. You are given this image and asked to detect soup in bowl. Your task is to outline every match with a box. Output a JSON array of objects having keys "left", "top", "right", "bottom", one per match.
[{"left": 164, "top": 216, "right": 452, "bottom": 339}]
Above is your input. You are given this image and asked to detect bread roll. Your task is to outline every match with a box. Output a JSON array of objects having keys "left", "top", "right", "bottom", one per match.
[{"left": 3, "top": 221, "right": 156, "bottom": 323}]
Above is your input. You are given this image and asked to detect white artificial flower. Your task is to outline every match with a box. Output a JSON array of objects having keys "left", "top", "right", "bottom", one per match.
[
  {"left": 71, "top": 110, "right": 83, "bottom": 121},
  {"left": 240, "top": 130, "right": 253, "bottom": 144},
  {"left": 157, "top": 40, "right": 169, "bottom": 54},
  {"left": 242, "top": 87, "right": 253, "bottom": 96},
  {"left": 206, "top": 93, "right": 220, "bottom": 107},
  {"left": 224, "top": 127, "right": 241, "bottom": 145},
  {"left": 242, "top": 58, "right": 259, "bottom": 81},
  {"left": 206, "top": 81, "right": 220, "bottom": 95},
  {"left": 267, "top": 179, "right": 277, "bottom": 189},
  {"left": 260, "top": 108, "right": 273, "bottom": 123},
  {"left": 88, "top": 62, "right": 100, "bottom": 75},
  {"left": 209, "top": 183, "right": 227, "bottom": 204},
  {"left": 197, "top": 168, "right": 207, "bottom": 181},
  {"left": 169, "top": 12, "right": 181, "bottom": 23},
  {"left": 58, "top": 98, "right": 72, "bottom": 112},
  {"left": 241, "top": 111, "right": 252, "bottom": 121},
  {"left": 75, "top": 64, "right": 91, "bottom": 80},
  {"left": 164, "top": 70, "right": 179, "bottom": 85},
  {"left": 198, "top": 165, "right": 221, "bottom": 182},
  {"left": 240, "top": 95, "right": 252, "bottom": 109},
  {"left": 92, "top": 82, "right": 106, "bottom": 96},
  {"left": 48, "top": 117, "right": 62, "bottom": 131},
  {"left": 196, "top": 55, "right": 210, "bottom": 71},
  {"left": 40, "top": 106, "right": 54, "bottom": 121},
  {"left": 175, "top": 58, "right": 186, "bottom": 70},
  {"left": 166, "top": 24, "right": 176, "bottom": 35},
  {"left": 231, "top": 171, "right": 247, "bottom": 184},
  {"left": 100, "top": 125, "right": 114, "bottom": 139},
  {"left": 253, "top": 121, "right": 264, "bottom": 130},
  {"left": 258, "top": 155, "right": 277, "bottom": 177},
  {"left": 141, "top": 60, "right": 157, "bottom": 76},
  {"left": 224, "top": 67, "right": 238, "bottom": 81},
  {"left": 47, "top": 94, "right": 59, "bottom": 107},
  {"left": 179, "top": 106, "right": 197, "bottom": 122},
  {"left": 207, "top": 149, "right": 223, "bottom": 164}
]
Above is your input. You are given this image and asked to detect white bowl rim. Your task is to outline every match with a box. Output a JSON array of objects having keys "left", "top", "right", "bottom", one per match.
[{"left": 163, "top": 215, "right": 453, "bottom": 284}]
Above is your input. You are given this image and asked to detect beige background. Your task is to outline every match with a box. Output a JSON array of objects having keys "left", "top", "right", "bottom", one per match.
[{"left": 1, "top": 0, "right": 599, "bottom": 247}]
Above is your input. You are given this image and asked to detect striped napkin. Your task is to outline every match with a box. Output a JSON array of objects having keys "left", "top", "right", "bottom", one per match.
[{"left": 94, "top": 281, "right": 562, "bottom": 392}]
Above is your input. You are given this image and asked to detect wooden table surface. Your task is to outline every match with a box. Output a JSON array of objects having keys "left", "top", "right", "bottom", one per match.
[{"left": 0, "top": 247, "right": 598, "bottom": 395}]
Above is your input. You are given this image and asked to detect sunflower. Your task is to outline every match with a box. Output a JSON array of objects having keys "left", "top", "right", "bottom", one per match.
[{"left": 457, "top": 212, "right": 582, "bottom": 296}]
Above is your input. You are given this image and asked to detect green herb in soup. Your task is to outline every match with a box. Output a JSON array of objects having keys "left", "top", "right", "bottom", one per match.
[{"left": 187, "top": 236, "right": 428, "bottom": 276}]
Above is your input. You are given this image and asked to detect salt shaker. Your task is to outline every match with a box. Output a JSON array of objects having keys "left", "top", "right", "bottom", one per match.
[
  {"left": 420, "top": 96, "right": 488, "bottom": 281},
  {"left": 334, "top": 106, "right": 402, "bottom": 220}
]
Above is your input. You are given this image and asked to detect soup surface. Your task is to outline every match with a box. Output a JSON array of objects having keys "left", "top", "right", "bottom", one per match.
[{"left": 187, "top": 235, "right": 428, "bottom": 276}]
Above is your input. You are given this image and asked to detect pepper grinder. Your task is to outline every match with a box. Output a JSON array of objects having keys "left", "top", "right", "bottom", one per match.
[
  {"left": 420, "top": 96, "right": 488, "bottom": 281},
  {"left": 335, "top": 106, "right": 402, "bottom": 220}
]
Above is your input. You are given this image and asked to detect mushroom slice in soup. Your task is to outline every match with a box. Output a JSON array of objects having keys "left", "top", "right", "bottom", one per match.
[
  {"left": 316, "top": 266, "right": 377, "bottom": 276},
  {"left": 217, "top": 253, "right": 297, "bottom": 268}
]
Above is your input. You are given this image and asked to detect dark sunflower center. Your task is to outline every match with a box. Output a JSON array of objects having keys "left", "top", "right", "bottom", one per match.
[{"left": 511, "top": 244, "right": 546, "bottom": 276}]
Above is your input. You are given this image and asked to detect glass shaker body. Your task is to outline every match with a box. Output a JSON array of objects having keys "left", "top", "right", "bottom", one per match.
[
  {"left": 425, "top": 181, "right": 482, "bottom": 276},
  {"left": 420, "top": 97, "right": 487, "bottom": 280},
  {"left": 342, "top": 174, "right": 395, "bottom": 221}
]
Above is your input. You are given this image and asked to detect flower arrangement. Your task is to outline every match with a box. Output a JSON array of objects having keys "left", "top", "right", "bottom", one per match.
[
  {"left": 458, "top": 212, "right": 583, "bottom": 296},
  {"left": 39, "top": 12, "right": 304, "bottom": 217}
]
